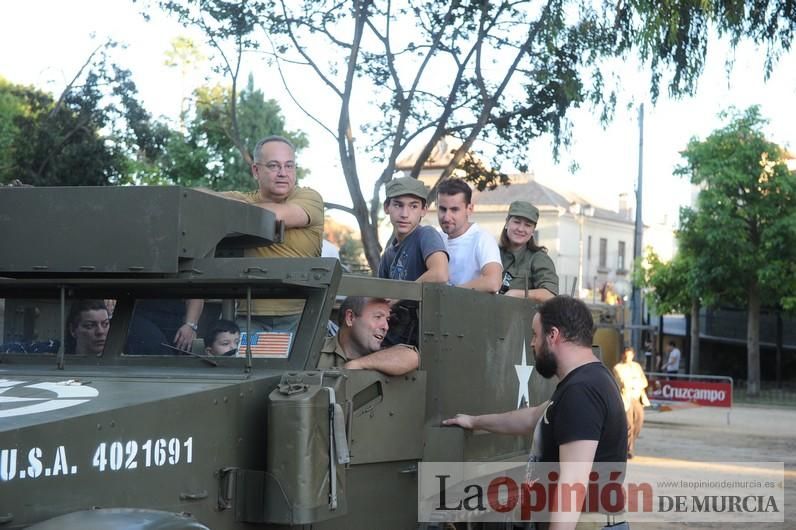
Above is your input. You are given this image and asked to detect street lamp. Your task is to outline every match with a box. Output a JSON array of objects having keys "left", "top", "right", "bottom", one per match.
[{"left": 569, "top": 201, "right": 593, "bottom": 298}]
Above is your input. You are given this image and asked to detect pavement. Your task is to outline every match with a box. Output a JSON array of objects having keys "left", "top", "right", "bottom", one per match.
[
  {"left": 644, "top": 402, "right": 796, "bottom": 439},
  {"left": 631, "top": 404, "right": 795, "bottom": 529}
]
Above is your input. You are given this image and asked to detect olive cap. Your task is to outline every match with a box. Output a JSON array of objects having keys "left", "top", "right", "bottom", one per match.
[
  {"left": 385, "top": 177, "right": 429, "bottom": 201},
  {"left": 507, "top": 201, "right": 539, "bottom": 223}
]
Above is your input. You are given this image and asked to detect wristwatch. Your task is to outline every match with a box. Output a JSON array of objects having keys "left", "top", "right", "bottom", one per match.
[{"left": 185, "top": 322, "right": 198, "bottom": 332}]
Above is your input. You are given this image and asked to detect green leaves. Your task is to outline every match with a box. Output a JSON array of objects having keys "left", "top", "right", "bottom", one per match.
[
  {"left": 640, "top": 105, "right": 796, "bottom": 321},
  {"left": 0, "top": 47, "right": 156, "bottom": 187}
]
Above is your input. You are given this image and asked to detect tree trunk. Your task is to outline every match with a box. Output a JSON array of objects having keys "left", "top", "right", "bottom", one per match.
[
  {"left": 747, "top": 280, "right": 761, "bottom": 397},
  {"left": 684, "top": 310, "right": 691, "bottom": 374},
  {"left": 776, "top": 311, "right": 783, "bottom": 389},
  {"left": 690, "top": 298, "right": 700, "bottom": 374},
  {"left": 359, "top": 219, "right": 382, "bottom": 273}
]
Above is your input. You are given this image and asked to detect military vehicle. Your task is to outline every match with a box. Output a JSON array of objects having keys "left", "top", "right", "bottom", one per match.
[{"left": 0, "top": 186, "right": 554, "bottom": 529}]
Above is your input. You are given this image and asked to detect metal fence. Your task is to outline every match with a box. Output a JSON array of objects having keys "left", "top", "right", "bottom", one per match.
[
  {"left": 732, "top": 380, "right": 796, "bottom": 406},
  {"left": 645, "top": 372, "right": 733, "bottom": 424}
]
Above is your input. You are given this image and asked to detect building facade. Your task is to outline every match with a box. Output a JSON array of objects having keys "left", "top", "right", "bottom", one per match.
[{"left": 393, "top": 139, "right": 672, "bottom": 302}]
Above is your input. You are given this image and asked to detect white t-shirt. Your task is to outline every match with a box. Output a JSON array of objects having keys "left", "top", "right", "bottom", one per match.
[
  {"left": 664, "top": 347, "right": 681, "bottom": 372},
  {"left": 321, "top": 239, "right": 340, "bottom": 259},
  {"left": 440, "top": 223, "right": 501, "bottom": 287}
]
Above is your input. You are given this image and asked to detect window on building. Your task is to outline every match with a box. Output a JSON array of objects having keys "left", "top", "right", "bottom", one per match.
[
  {"left": 599, "top": 238, "right": 607, "bottom": 269},
  {"left": 618, "top": 241, "right": 626, "bottom": 271},
  {"left": 587, "top": 235, "right": 592, "bottom": 260}
]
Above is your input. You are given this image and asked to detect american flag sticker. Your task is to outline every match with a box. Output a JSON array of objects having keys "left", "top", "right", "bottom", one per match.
[{"left": 237, "top": 332, "right": 293, "bottom": 358}]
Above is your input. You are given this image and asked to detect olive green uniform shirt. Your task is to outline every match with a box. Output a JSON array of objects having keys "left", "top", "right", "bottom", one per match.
[
  {"left": 317, "top": 335, "right": 349, "bottom": 369},
  {"left": 500, "top": 247, "right": 559, "bottom": 295},
  {"left": 316, "top": 336, "right": 418, "bottom": 370}
]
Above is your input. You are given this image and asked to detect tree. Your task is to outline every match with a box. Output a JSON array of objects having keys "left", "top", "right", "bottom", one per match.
[
  {"left": 159, "top": 74, "right": 308, "bottom": 190},
  {"left": 151, "top": 0, "right": 627, "bottom": 269},
  {"left": 147, "top": 0, "right": 267, "bottom": 169},
  {"left": 324, "top": 216, "right": 368, "bottom": 273},
  {"left": 674, "top": 106, "right": 796, "bottom": 396},
  {"left": 0, "top": 77, "right": 25, "bottom": 177},
  {"left": 0, "top": 42, "right": 167, "bottom": 186},
  {"left": 636, "top": 245, "right": 704, "bottom": 373},
  {"left": 616, "top": 0, "right": 796, "bottom": 100},
  {"left": 150, "top": 0, "right": 796, "bottom": 270},
  {"left": 164, "top": 35, "right": 207, "bottom": 128}
]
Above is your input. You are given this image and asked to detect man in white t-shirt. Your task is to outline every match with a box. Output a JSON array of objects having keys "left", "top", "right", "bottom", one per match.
[
  {"left": 663, "top": 341, "right": 681, "bottom": 374},
  {"left": 437, "top": 178, "right": 502, "bottom": 293}
]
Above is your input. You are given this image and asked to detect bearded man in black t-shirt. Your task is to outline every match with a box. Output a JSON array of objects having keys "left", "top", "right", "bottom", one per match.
[{"left": 444, "top": 296, "right": 627, "bottom": 528}]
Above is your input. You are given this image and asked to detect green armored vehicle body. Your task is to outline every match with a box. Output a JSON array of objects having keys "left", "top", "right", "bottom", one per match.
[{"left": 0, "top": 186, "right": 553, "bottom": 529}]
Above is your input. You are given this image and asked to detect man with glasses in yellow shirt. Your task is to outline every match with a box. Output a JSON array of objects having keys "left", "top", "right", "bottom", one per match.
[{"left": 222, "top": 135, "right": 324, "bottom": 334}]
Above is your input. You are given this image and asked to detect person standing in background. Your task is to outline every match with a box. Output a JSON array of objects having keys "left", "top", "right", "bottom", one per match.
[
  {"left": 663, "top": 341, "right": 681, "bottom": 375},
  {"left": 613, "top": 347, "right": 650, "bottom": 458}
]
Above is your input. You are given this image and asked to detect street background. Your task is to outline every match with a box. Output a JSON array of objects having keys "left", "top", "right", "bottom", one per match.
[{"left": 633, "top": 404, "right": 796, "bottom": 528}]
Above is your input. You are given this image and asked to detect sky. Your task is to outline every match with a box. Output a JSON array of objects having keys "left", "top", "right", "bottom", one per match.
[{"left": 2, "top": 0, "right": 794, "bottom": 230}]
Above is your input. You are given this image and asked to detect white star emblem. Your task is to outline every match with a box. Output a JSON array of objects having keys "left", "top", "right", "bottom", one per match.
[{"left": 514, "top": 342, "right": 534, "bottom": 408}]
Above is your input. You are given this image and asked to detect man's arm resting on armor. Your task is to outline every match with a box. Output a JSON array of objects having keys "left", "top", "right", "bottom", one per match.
[{"left": 344, "top": 345, "right": 419, "bottom": 376}]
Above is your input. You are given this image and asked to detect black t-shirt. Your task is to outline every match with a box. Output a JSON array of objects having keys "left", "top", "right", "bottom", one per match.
[{"left": 541, "top": 361, "right": 627, "bottom": 463}]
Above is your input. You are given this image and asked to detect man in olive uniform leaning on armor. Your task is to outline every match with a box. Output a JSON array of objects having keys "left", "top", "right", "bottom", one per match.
[{"left": 317, "top": 296, "right": 419, "bottom": 376}]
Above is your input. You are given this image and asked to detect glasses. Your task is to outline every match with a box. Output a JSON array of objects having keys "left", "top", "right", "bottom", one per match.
[{"left": 255, "top": 161, "right": 297, "bottom": 173}]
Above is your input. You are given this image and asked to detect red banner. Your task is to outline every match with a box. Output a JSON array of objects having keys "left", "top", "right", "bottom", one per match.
[{"left": 648, "top": 379, "right": 732, "bottom": 408}]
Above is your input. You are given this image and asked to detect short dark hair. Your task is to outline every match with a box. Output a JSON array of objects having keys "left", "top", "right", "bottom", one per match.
[
  {"left": 338, "top": 296, "right": 390, "bottom": 327},
  {"left": 253, "top": 135, "right": 295, "bottom": 162},
  {"left": 668, "top": 340, "right": 676, "bottom": 347},
  {"left": 437, "top": 178, "right": 472, "bottom": 204},
  {"left": 67, "top": 299, "right": 108, "bottom": 331},
  {"left": 65, "top": 300, "right": 108, "bottom": 354},
  {"left": 204, "top": 319, "right": 241, "bottom": 347},
  {"left": 537, "top": 296, "right": 594, "bottom": 348}
]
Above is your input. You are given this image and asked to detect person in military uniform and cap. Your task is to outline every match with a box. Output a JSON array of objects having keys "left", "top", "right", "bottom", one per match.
[
  {"left": 498, "top": 200, "right": 559, "bottom": 303},
  {"left": 378, "top": 176, "right": 448, "bottom": 283},
  {"left": 318, "top": 297, "right": 419, "bottom": 376}
]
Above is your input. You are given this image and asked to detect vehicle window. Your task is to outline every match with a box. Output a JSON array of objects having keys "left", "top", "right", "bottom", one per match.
[
  {"left": 123, "top": 295, "right": 305, "bottom": 359},
  {"left": 0, "top": 297, "right": 113, "bottom": 356},
  {"left": 0, "top": 293, "right": 305, "bottom": 360}
]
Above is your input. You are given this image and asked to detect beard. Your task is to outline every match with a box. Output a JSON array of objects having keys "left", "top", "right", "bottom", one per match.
[{"left": 534, "top": 338, "right": 558, "bottom": 379}]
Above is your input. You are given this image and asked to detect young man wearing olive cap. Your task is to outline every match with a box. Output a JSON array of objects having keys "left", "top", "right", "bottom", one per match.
[
  {"left": 498, "top": 200, "right": 559, "bottom": 303},
  {"left": 378, "top": 177, "right": 448, "bottom": 283}
]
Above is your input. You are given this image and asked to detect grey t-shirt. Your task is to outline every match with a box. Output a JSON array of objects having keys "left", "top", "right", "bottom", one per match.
[{"left": 378, "top": 225, "right": 447, "bottom": 281}]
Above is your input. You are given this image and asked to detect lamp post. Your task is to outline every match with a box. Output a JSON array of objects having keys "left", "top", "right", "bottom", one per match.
[{"left": 570, "top": 202, "right": 592, "bottom": 299}]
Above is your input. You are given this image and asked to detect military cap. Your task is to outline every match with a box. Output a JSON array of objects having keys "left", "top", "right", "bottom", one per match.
[
  {"left": 507, "top": 201, "right": 539, "bottom": 223},
  {"left": 385, "top": 177, "right": 429, "bottom": 201}
]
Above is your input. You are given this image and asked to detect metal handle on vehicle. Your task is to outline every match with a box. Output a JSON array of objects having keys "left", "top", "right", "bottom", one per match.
[
  {"left": 180, "top": 490, "right": 208, "bottom": 501},
  {"left": 217, "top": 467, "right": 237, "bottom": 510},
  {"left": 399, "top": 464, "right": 418, "bottom": 474}
]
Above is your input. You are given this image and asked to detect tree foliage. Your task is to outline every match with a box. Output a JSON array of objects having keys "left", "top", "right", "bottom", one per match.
[
  {"left": 616, "top": 0, "right": 796, "bottom": 99},
  {"left": 158, "top": 74, "right": 308, "bottom": 190},
  {"left": 674, "top": 106, "right": 796, "bottom": 394},
  {"left": 635, "top": 249, "right": 693, "bottom": 315},
  {"left": 324, "top": 216, "right": 368, "bottom": 273},
  {"left": 675, "top": 106, "right": 795, "bottom": 307},
  {"left": 150, "top": 0, "right": 633, "bottom": 269},
  {"left": 0, "top": 42, "right": 167, "bottom": 186},
  {"left": 148, "top": 0, "right": 796, "bottom": 270}
]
